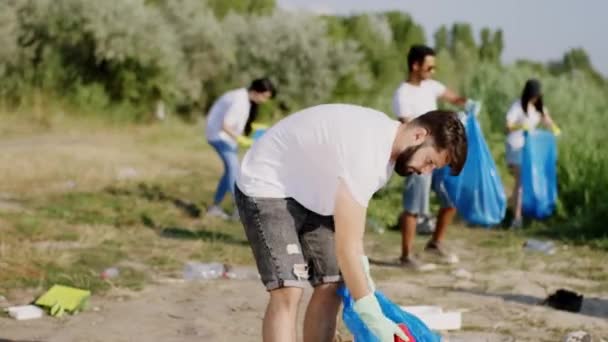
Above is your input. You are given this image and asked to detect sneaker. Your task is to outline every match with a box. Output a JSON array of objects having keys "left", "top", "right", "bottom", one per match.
[
  {"left": 425, "top": 241, "right": 459, "bottom": 264},
  {"left": 399, "top": 256, "right": 437, "bottom": 272},
  {"left": 510, "top": 217, "right": 523, "bottom": 229},
  {"left": 206, "top": 205, "right": 229, "bottom": 220}
]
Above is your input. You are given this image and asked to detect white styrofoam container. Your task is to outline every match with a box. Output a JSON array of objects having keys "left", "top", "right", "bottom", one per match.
[
  {"left": 7, "top": 305, "right": 44, "bottom": 320},
  {"left": 400, "top": 305, "right": 462, "bottom": 331}
]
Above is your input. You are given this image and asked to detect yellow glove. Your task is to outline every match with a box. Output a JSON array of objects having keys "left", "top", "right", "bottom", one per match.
[
  {"left": 551, "top": 124, "right": 562, "bottom": 136},
  {"left": 236, "top": 135, "right": 253, "bottom": 148},
  {"left": 251, "top": 122, "right": 269, "bottom": 131},
  {"left": 510, "top": 122, "right": 529, "bottom": 131}
]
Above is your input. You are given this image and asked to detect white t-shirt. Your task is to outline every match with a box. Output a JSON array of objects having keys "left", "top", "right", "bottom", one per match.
[
  {"left": 505, "top": 100, "right": 543, "bottom": 149},
  {"left": 205, "top": 88, "right": 251, "bottom": 145},
  {"left": 237, "top": 104, "right": 400, "bottom": 215},
  {"left": 392, "top": 80, "right": 446, "bottom": 120}
]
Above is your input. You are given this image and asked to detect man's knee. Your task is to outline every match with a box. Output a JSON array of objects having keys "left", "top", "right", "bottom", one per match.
[
  {"left": 269, "top": 287, "right": 303, "bottom": 310},
  {"left": 312, "top": 283, "right": 341, "bottom": 304},
  {"left": 314, "top": 282, "right": 340, "bottom": 294}
]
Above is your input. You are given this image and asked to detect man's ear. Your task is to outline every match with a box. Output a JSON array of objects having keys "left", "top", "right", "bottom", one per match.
[{"left": 412, "top": 126, "right": 429, "bottom": 144}]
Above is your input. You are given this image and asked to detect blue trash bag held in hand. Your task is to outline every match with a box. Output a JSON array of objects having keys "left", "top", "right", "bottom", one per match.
[
  {"left": 338, "top": 285, "right": 441, "bottom": 342},
  {"left": 251, "top": 128, "right": 266, "bottom": 141},
  {"left": 521, "top": 130, "right": 558, "bottom": 219},
  {"left": 437, "top": 112, "right": 507, "bottom": 226}
]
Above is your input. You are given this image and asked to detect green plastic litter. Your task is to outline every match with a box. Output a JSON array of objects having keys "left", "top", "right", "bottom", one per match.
[{"left": 35, "top": 285, "right": 90, "bottom": 316}]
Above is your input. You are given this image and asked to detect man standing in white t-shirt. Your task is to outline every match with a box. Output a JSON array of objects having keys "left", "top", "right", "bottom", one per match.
[
  {"left": 205, "top": 78, "right": 275, "bottom": 219},
  {"left": 235, "top": 104, "right": 467, "bottom": 342},
  {"left": 393, "top": 45, "right": 478, "bottom": 269}
]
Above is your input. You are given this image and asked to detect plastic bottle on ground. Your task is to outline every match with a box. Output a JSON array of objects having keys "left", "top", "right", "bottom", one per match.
[
  {"left": 224, "top": 265, "right": 261, "bottom": 280},
  {"left": 100, "top": 267, "right": 120, "bottom": 279},
  {"left": 523, "top": 239, "right": 556, "bottom": 255},
  {"left": 183, "top": 262, "right": 226, "bottom": 280}
]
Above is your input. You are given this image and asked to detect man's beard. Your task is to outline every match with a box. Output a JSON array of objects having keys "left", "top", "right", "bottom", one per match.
[{"left": 394, "top": 144, "right": 423, "bottom": 177}]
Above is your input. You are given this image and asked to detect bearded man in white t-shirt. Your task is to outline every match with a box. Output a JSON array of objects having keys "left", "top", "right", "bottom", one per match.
[
  {"left": 392, "top": 44, "right": 479, "bottom": 270},
  {"left": 235, "top": 104, "right": 467, "bottom": 342}
]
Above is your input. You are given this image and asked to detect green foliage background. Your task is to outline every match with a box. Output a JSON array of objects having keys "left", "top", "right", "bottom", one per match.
[{"left": 1, "top": 0, "right": 606, "bottom": 247}]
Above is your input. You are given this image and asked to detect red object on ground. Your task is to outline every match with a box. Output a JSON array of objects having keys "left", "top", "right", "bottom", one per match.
[{"left": 394, "top": 323, "right": 416, "bottom": 342}]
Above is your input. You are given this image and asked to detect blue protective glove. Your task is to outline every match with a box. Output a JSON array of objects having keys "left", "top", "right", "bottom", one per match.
[{"left": 361, "top": 255, "right": 375, "bottom": 292}]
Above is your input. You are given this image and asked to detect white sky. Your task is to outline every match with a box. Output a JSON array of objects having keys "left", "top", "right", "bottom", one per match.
[{"left": 278, "top": 0, "right": 607, "bottom": 75}]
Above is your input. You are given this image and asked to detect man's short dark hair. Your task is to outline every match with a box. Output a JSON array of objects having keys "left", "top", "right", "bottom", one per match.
[
  {"left": 249, "top": 77, "right": 276, "bottom": 98},
  {"left": 411, "top": 110, "right": 468, "bottom": 175},
  {"left": 407, "top": 44, "right": 436, "bottom": 72}
]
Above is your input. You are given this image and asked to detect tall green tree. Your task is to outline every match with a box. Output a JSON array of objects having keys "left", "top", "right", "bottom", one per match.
[
  {"left": 434, "top": 25, "right": 449, "bottom": 52},
  {"left": 206, "top": 0, "right": 275, "bottom": 18},
  {"left": 479, "top": 28, "right": 503, "bottom": 63}
]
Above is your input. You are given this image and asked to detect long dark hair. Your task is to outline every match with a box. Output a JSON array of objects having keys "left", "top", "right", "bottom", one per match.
[
  {"left": 244, "top": 77, "right": 276, "bottom": 136},
  {"left": 520, "top": 79, "right": 544, "bottom": 116},
  {"left": 244, "top": 101, "right": 259, "bottom": 136}
]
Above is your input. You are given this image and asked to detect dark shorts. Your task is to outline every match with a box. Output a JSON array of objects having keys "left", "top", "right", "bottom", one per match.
[
  {"left": 235, "top": 186, "right": 342, "bottom": 291},
  {"left": 403, "top": 171, "right": 454, "bottom": 215}
]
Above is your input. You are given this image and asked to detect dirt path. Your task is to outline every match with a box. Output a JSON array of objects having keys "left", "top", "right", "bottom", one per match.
[{"left": 2, "top": 255, "right": 607, "bottom": 342}]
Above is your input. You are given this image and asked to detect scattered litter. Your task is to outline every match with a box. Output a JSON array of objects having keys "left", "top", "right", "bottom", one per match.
[
  {"left": 35, "top": 284, "right": 91, "bottom": 317},
  {"left": 92, "top": 306, "right": 101, "bottom": 312},
  {"left": 100, "top": 267, "right": 120, "bottom": 280},
  {"left": 183, "top": 262, "right": 225, "bottom": 280},
  {"left": 523, "top": 239, "right": 556, "bottom": 254},
  {"left": 542, "top": 289, "right": 583, "bottom": 312},
  {"left": 182, "top": 262, "right": 261, "bottom": 281},
  {"left": 445, "top": 254, "right": 460, "bottom": 264},
  {"left": 451, "top": 268, "right": 472, "bottom": 280},
  {"left": 224, "top": 265, "right": 260, "bottom": 280},
  {"left": 563, "top": 331, "right": 591, "bottom": 342},
  {"left": 400, "top": 305, "right": 462, "bottom": 331},
  {"left": 63, "top": 180, "right": 77, "bottom": 189},
  {"left": 7, "top": 305, "right": 44, "bottom": 320},
  {"left": 366, "top": 218, "right": 385, "bottom": 234},
  {"left": 117, "top": 167, "right": 138, "bottom": 180},
  {"left": 418, "top": 262, "right": 438, "bottom": 272}
]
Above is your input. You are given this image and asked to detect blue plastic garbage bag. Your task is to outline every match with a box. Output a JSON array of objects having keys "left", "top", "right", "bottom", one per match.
[
  {"left": 338, "top": 285, "right": 441, "bottom": 342},
  {"left": 521, "top": 130, "right": 557, "bottom": 219},
  {"left": 252, "top": 128, "right": 266, "bottom": 141},
  {"left": 437, "top": 112, "right": 506, "bottom": 226}
]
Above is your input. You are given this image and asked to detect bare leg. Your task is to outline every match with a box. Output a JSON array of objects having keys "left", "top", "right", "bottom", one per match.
[
  {"left": 263, "top": 287, "right": 303, "bottom": 342},
  {"left": 510, "top": 165, "right": 523, "bottom": 225},
  {"left": 400, "top": 211, "right": 418, "bottom": 260},
  {"left": 303, "top": 283, "right": 341, "bottom": 342},
  {"left": 430, "top": 207, "right": 457, "bottom": 244}
]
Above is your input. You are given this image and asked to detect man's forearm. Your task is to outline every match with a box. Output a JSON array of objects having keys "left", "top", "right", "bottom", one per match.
[
  {"left": 454, "top": 97, "right": 468, "bottom": 107},
  {"left": 336, "top": 242, "right": 370, "bottom": 300},
  {"left": 441, "top": 88, "right": 468, "bottom": 107}
]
